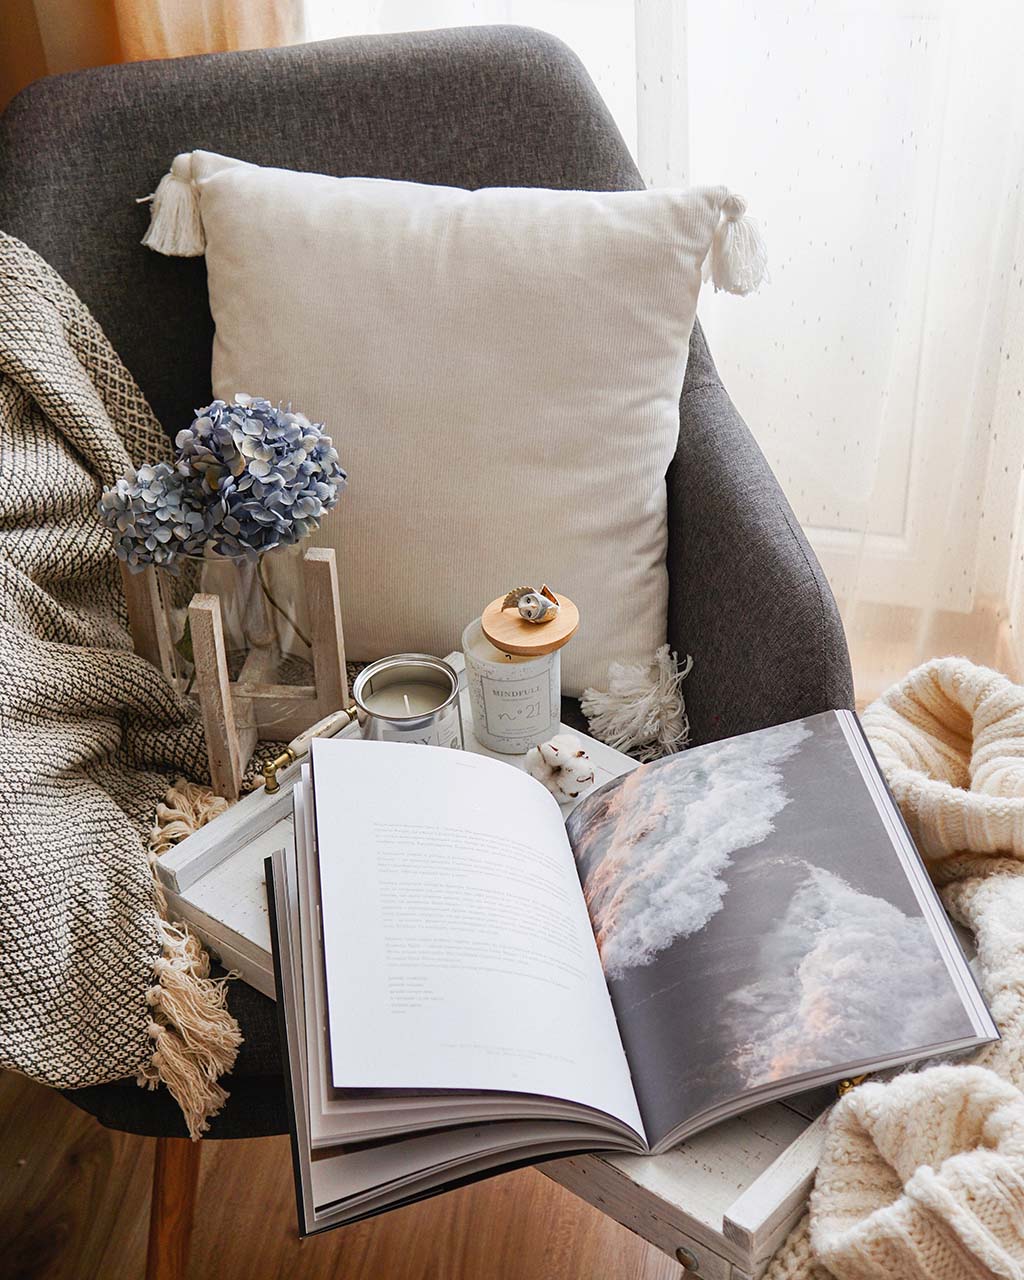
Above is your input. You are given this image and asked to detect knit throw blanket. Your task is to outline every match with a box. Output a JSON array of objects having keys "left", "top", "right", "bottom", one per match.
[
  {"left": 0, "top": 233, "right": 240, "bottom": 1138},
  {"left": 767, "top": 658, "right": 1024, "bottom": 1280}
]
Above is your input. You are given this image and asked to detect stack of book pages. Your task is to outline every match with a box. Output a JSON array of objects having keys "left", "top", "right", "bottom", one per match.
[{"left": 268, "top": 710, "right": 996, "bottom": 1235}]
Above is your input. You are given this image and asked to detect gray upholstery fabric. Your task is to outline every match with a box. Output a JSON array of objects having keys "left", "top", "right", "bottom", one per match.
[
  {"left": 0, "top": 25, "right": 637, "bottom": 433},
  {"left": 4, "top": 25, "right": 853, "bottom": 1141},
  {"left": 669, "top": 327, "right": 854, "bottom": 743}
]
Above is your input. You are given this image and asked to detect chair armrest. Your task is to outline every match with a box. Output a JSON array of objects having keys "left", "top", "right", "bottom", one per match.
[{"left": 667, "top": 330, "right": 854, "bottom": 746}]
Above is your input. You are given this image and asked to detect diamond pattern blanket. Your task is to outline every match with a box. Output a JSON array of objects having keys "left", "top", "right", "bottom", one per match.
[{"left": 0, "top": 232, "right": 240, "bottom": 1137}]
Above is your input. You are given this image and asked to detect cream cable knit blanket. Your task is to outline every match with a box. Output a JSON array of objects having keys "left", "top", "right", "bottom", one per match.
[{"left": 766, "top": 658, "right": 1024, "bottom": 1280}]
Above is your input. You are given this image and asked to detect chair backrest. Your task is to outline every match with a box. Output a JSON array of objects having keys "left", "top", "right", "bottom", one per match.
[{"left": 0, "top": 26, "right": 643, "bottom": 434}]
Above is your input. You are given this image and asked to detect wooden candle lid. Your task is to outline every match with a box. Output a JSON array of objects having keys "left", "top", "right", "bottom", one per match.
[{"left": 481, "top": 590, "right": 579, "bottom": 656}]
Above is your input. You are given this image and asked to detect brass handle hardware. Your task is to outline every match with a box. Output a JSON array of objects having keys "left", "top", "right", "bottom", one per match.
[
  {"left": 263, "top": 748, "right": 297, "bottom": 796},
  {"left": 837, "top": 1073, "right": 870, "bottom": 1098},
  {"left": 263, "top": 704, "right": 357, "bottom": 794}
]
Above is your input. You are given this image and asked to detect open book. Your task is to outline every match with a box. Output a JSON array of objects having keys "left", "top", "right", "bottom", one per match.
[{"left": 267, "top": 709, "right": 996, "bottom": 1235}]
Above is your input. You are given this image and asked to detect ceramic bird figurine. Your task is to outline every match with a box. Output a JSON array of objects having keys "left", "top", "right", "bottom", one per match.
[
  {"left": 525, "top": 733, "right": 596, "bottom": 802},
  {"left": 501, "top": 584, "right": 560, "bottom": 624}
]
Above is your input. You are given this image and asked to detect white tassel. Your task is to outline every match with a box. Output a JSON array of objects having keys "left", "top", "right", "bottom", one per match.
[
  {"left": 140, "top": 153, "right": 205, "bottom": 257},
  {"left": 581, "top": 645, "right": 693, "bottom": 762},
  {"left": 706, "top": 192, "right": 768, "bottom": 296}
]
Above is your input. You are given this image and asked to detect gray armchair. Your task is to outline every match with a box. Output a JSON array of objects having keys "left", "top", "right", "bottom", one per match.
[{"left": 0, "top": 20, "right": 852, "bottom": 1271}]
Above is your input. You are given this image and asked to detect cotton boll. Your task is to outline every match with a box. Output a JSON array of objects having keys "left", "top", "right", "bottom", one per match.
[{"left": 526, "top": 734, "right": 596, "bottom": 802}]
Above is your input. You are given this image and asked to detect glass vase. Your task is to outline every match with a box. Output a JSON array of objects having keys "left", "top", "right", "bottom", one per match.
[{"left": 156, "top": 544, "right": 313, "bottom": 735}]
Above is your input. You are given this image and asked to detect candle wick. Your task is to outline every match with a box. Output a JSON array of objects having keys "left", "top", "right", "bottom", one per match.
[{"left": 403, "top": 693, "right": 412, "bottom": 715}]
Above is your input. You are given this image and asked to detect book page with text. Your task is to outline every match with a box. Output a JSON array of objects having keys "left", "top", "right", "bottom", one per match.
[{"left": 311, "top": 739, "right": 643, "bottom": 1141}]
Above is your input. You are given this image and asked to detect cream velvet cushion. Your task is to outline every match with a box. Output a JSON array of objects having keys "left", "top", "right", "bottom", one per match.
[{"left": 185, "top": 151, "right": 729, "bottom": 693}]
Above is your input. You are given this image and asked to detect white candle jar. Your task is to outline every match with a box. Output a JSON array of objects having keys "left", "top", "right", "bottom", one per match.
[
  {"left": 352, "top": 654, "right": 463, "bottom": 749},
  {"left": 462, "top": 618, "right": 561, "bottom": 754}
]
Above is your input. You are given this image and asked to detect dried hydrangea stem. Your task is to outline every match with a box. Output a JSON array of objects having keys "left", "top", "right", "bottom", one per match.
[{"left": 256, "top": 555, "right": 311, "bottom": 648}]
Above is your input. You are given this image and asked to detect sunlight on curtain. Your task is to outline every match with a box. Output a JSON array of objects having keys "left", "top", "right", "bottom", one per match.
[
  {"left": 688, "top": 1, "right": 1024, "bottom": 701},
  {"left": 304, "top": 0, "right": 1024, "bottom": 701}
]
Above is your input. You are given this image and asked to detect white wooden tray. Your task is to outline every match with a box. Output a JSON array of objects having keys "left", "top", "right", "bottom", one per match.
[
  {"left": 545, "top": 1091, "right": 830, "bottom": 1279},
  {"left": 154, "top": 650, "right": 827, "bottom": 1277}
]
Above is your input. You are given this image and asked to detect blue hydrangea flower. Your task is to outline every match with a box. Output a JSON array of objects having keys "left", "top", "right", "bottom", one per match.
[
  {"left": 174, "top": 395, "right": 347, "bottom": 559},
  {"left": 98, "top": 463, "right": 210, "bottom": 573}
]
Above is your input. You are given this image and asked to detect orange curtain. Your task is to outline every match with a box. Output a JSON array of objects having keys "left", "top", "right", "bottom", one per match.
[
  {"left": 113, "top": 0, "right": 303, "bottom": 62},
  {"left": 1, "top": 0, "right": 304, "bottom": 110}
]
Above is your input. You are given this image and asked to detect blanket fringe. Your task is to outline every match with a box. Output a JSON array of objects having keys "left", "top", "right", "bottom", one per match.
[
  {"left": 144, "top": 779, "right": 242, "bottom": 1139},
  {"left": 150, "top": 777, "right": 230, "bottom": 856}
]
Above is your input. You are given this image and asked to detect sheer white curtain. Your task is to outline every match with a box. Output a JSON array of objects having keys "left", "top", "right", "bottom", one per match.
[
  {"left": 305, "top": 0, "right": 1024, "bottom": 701},
  {"left": 688, "top": 1, "right": 1024, "bottom": 702}
]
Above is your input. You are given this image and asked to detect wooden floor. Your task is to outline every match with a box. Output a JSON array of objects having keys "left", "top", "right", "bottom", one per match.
[{"left": 0, "top": 1072, "right": 678, "bottom": 1280}]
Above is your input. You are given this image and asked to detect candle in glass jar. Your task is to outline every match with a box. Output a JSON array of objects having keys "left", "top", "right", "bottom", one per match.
[
  {"left": 463, "top": 627, "right": 537, "bottom": 668},
  {"left": 462, "top": 617, "right": 561, "bottom": 754}
]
